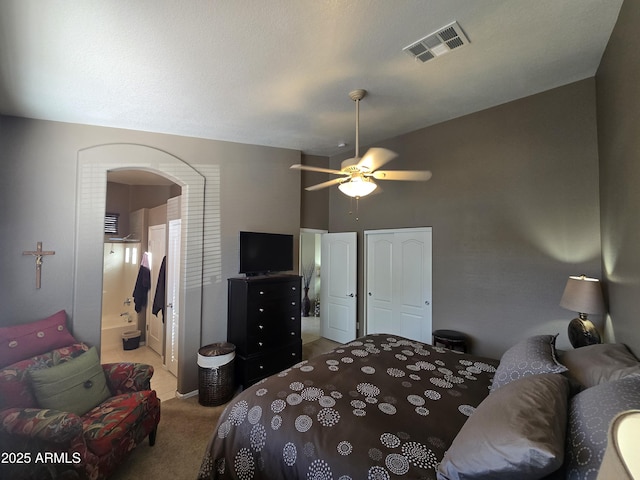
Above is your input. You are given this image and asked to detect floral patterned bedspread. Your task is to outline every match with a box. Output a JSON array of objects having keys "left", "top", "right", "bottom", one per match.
[{"left": 198, "top": 334, "right": 498, "bottom": 480}]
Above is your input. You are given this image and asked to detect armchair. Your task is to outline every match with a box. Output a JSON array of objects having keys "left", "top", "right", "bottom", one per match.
[{"left": 1, "top": 320, "right": 160, "bottom": 480}]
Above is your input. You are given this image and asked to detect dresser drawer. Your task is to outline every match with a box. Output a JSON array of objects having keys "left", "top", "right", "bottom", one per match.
[
  {"left": 246, "top": 325, "right": 301, "bottom": 354},
  {"left": 249, "top": 313, "right": 300, "bottom": 336},
  {"left": 244, "top": 341, "right": 302, "bottom": 384},
  {"left": 247, "top": 280, "right": 299, "bottom": 302},
  {"left": 249, "top": 301, "right": 299, "bottom": 323}
]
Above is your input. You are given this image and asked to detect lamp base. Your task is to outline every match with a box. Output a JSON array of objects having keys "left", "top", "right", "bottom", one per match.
[{"left": 568, "top": 317, "right": 601, "bottom": 348}]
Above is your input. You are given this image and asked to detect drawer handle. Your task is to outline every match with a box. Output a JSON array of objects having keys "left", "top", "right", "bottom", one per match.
[
  {"left": 290, "top": 331, "right": 295, "bottom": 335},
  {"left": 259, "top": 365, "right": 264, "bottom": 370},
  {"left": 290, "top": 317, "right": 295, "bottom": 321},
  {"left": 291, "top": 352, "right": 296, "bottom": 356},
  {"left": 258, "top": 325, "right": 264, "bottom": 329},
  {"left": 259, "top": 291, "right": 265, "bottom": 295},
  {"left": 258, "top": 342, "right": 263, "bottom": 347},
  {"left": 291, "top": 286, "right": 296, "bottom": 291},
  {"left": 291, "top": 302, "right": 296, "bottom": 306},
  {"left": 259, "top": 308, "right": 264, "bottom": 313}
]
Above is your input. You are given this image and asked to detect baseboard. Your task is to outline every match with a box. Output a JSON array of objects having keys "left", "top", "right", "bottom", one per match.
[{"left": 175, "top": 389, "right": 198, "bottom": 399}]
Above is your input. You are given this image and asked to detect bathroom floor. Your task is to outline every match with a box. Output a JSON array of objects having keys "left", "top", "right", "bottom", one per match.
[{"left": 101, "top": 345, "right": 177, "bottom": 402}]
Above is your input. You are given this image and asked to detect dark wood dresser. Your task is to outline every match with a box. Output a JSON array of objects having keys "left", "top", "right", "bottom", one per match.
[{"left": 227, "top": 274, "right": 302, "bottom": 388}]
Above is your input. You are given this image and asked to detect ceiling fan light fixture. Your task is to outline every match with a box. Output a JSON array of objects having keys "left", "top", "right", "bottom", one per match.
[{"left": 338, "top": 176, "right": 377, "bottom": 198}]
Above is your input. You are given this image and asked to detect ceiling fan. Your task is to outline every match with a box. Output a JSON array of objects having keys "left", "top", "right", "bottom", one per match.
[{"left": 290, "top": 89, "right": 432, "bottom": 198}]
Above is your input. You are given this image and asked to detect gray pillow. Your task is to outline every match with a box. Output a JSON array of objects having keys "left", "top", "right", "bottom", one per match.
[
  {"left": 437, "top": 373, "right": 570, "bottom": 480},
  {"left": 559, "top": 343, "right": 640, "bottom": 389},
  {"left": 565, "top": 374, "right": 640, "bottom": 479},
  {"left": 491, "top": 334, "right": 567, "bottom": 391}
]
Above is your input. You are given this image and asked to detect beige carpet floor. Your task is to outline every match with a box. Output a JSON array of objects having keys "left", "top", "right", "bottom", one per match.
[{"left": 109, "top": 395, "right": 225, "bottom": 480}]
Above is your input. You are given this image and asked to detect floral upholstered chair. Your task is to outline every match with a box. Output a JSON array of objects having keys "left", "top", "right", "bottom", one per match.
[{"left": 0, "top": 311, "right": 161, "bottom": 480}]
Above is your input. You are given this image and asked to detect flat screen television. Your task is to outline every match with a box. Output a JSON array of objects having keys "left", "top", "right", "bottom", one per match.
[{"left": 239, "top": 231, "right": 294, "bottom": 276}]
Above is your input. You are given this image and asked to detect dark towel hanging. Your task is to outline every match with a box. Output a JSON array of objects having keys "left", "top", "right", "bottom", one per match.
[
  {"left": 133, "top": 263, "right": 151, "bottom": 313},
  {"left": 152, "top": 256, "right": 167, "bottom": 322}
]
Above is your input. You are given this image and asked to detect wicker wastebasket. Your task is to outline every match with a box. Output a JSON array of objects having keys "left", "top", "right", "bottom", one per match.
[
  {"left": 122, "top": 330, "right": 141, "bottom": 350},
  {"left": 197, "top": 342, "right": 236, "bottom": 406}
]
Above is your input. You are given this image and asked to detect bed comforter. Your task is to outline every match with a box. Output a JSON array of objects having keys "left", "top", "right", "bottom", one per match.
[{"left": 198, "top": 334, "right": 499, "bottom": 480}]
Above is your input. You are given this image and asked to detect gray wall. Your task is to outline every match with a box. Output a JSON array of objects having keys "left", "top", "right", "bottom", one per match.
[
  {"left": 300, "top": 154, "right": 330, "bottom": 230},
  {"left": 0, "top": 115, "right": 300, "bottom": 393},
  {"left": 104, "top": 181, "right": 177, "bottom": 241},
  {"left": 328, "top": 79, "right": 602, "bottom": 359},
  {"left": 597, "top": 0, "right": 640, "bottom": 356}
]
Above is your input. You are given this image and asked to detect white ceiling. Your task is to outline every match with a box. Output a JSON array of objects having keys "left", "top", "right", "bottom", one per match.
[{"left": 0, "top": 1, "right": 623, "bottom": 157}]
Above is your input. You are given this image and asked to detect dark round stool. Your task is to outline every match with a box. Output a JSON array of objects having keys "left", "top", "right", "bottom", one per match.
[{"left": 432, "top": 329, "right": 468, "bottom": 353}]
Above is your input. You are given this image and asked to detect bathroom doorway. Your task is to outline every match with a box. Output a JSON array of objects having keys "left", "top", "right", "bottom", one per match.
[
  {"left": 101, "top": 169, "right": 180, "bottom": 400},
  {"left": 299, "top": 228, "right": 326, "bottom": 343},
  {"left": 76, "top": 143, "right": 206, "bottom": 396}
]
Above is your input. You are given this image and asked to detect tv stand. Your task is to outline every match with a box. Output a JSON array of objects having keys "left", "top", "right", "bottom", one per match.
[{"left": 227, "top": 274, "right": 302, "bottom": 388}]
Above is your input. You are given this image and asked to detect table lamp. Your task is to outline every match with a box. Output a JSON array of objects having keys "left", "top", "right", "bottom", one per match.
[{"left": 560, "top": 275, "right": 605, "bottom": 348}]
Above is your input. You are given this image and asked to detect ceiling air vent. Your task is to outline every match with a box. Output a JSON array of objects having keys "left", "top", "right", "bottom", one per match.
[{"left": 403, "top": 21, "right": 469, "bottom": 63}]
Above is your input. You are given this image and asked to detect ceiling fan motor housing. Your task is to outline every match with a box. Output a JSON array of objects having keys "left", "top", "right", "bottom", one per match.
[{"left": 341, "top": 158, "right": 365, "bottom": 172}]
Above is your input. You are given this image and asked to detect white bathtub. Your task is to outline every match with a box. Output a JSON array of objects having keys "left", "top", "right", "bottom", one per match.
[{"left": 101, "top": 313, "right": 137, "bottom": 350}]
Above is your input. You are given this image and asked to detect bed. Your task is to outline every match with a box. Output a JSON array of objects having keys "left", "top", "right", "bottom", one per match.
[{"left": 198, "top": 333, "right": 640, "bottom": 480}]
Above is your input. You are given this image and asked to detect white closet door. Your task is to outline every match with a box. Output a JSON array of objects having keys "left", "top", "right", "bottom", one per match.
[
  {"left": 366, "top": 233, "right": 396, "bottom": 335},
  {"left": 366, "top": 228, "right": 432, "bottom": 343}
]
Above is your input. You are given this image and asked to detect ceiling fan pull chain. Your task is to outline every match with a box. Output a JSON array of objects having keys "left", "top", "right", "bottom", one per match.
[{"left": 347, "top": 196, "right": 360, "bottom": 221}]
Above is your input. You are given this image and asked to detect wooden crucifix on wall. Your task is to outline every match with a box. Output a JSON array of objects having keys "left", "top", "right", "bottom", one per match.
[{"left": 23, "top": 241, "right": 55, "bottom": 289}]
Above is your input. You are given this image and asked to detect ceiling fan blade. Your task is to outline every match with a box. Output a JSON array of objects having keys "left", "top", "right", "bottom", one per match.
[
  {"left": 371, "top": 170, "right": 433, "bottom": 181},
  {"left": 357, "top": 147, "right": 398, "bottom": 172},
  {"left": 290, "top": 164, "right": 347, "bottom": 175},
  {"left": 305, "top": 177, "right": 347, "bottom": 191}
]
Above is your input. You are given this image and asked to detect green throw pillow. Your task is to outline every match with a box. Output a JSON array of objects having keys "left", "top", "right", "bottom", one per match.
[{"left": 29, "top": 346, "right": 111, "bottom": 416}]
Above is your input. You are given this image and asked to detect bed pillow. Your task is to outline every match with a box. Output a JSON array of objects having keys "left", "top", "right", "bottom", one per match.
[
  {"left": 437, "top": 373, "right": 570, "bottom": 480},
  {"left": 491, "top": 334, "right": 567, "bottom": 391},
  {"left": 565, "top": 374, "right": 640, "bottom": 479},
  {"left": 0, "top": 311, "right": 76, "bottom": 368},
  {"left": 29, "top": 346, "right": 111, "bottom": 416},
  {"left": 559, "top": 343, "right": 640, "bottom": 389}
]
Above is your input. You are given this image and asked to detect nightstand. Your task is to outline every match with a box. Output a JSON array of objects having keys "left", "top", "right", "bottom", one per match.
[{"left": 432, "top": 329, "right": 468, "bottom": 353}]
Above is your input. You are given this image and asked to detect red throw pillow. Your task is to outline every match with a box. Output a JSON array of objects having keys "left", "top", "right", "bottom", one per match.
[{"left": 0, "top": 311, "right": 77, "bottom": 368}]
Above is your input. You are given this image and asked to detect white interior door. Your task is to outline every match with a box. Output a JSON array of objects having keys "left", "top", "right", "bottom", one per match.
[
  {"left": 146, "top": 224, "right": 166, "bottom": 356},
  {"left": 320, "top": 232, "right": 357, "bottom": 344},
  {"left": 165, "top": 219, "right": 181, "bottom": 376},
  {"left": 366, "top": 228, "right": 432, "bottom": 343}
]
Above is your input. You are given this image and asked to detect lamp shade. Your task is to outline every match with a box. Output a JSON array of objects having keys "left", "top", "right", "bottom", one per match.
[
  {"left": 560, "top": 275, "right": 605, "bottom": 314},
  {"left": 338, "top": 177, "right": 377, "bottom": 198}
]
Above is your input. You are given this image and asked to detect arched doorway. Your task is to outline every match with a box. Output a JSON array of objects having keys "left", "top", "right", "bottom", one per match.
[{"left": 75, "top": 143, "right": 205, "bottom": 394}]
